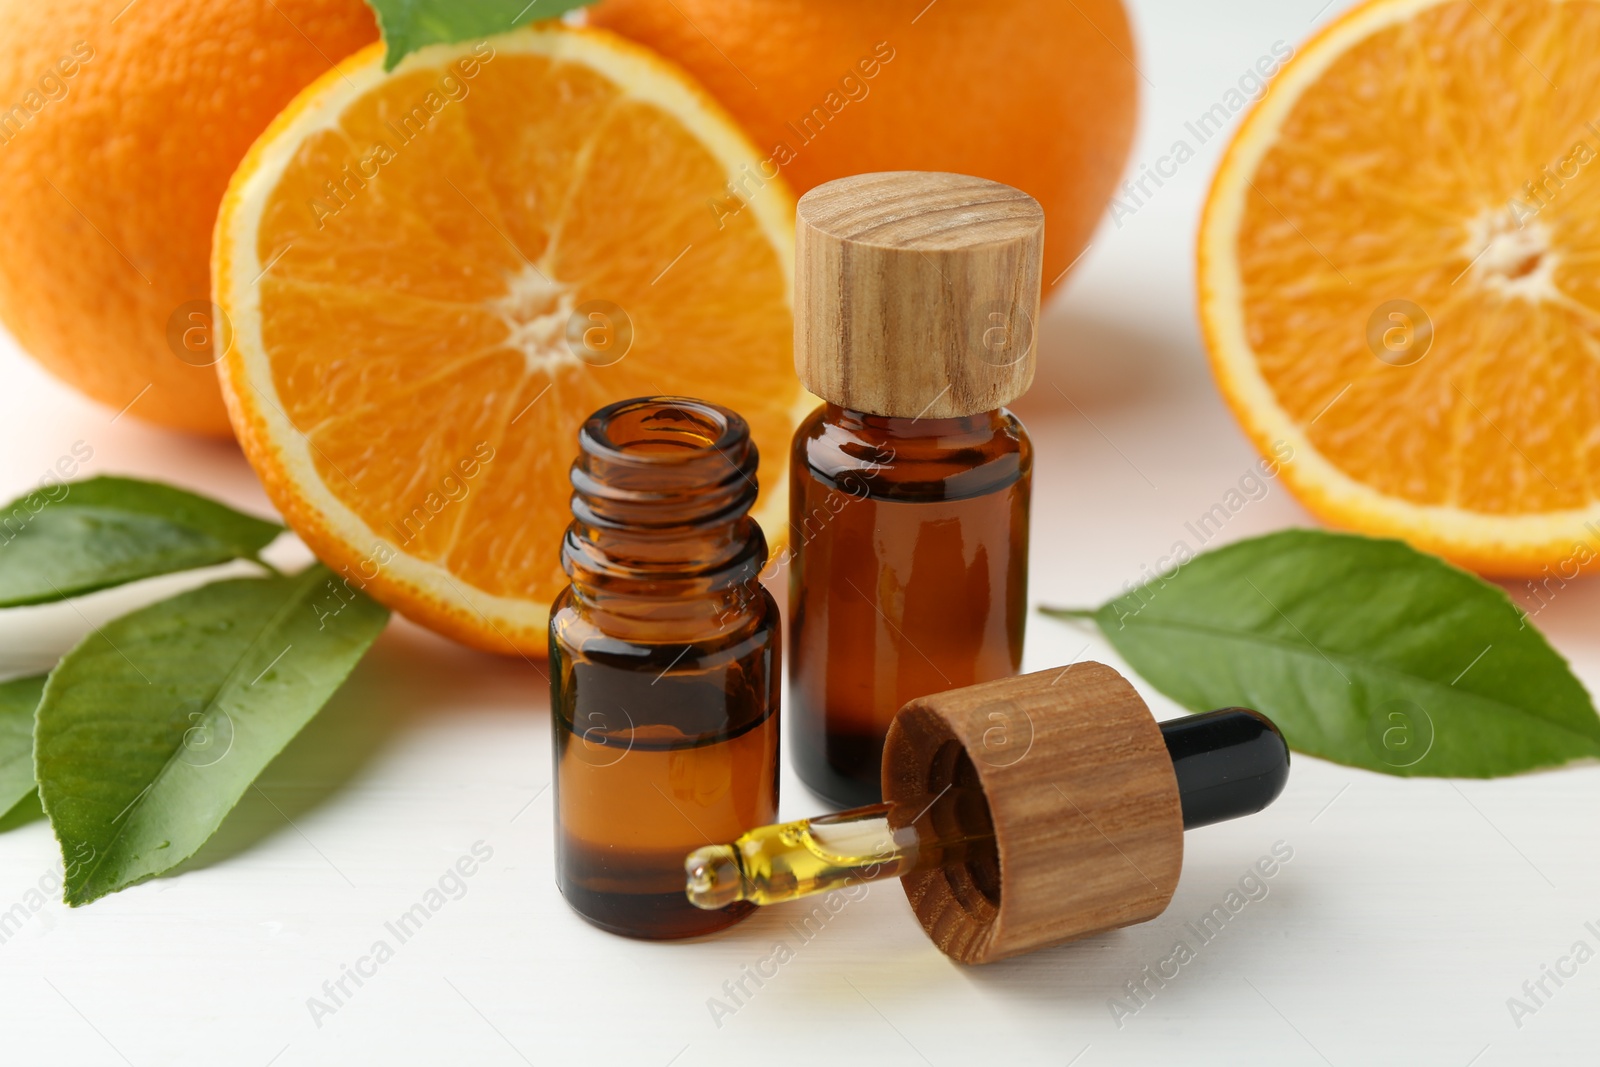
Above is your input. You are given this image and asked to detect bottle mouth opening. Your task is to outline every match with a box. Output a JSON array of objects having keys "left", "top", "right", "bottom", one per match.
[
  {"left": 571, "top": 396, "right": 760, "bottom": 530},
  {"left": 583, "top": 397, "right": 746, "bottom": 465}
]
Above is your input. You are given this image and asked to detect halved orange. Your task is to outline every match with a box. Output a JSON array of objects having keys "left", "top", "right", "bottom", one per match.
[
  {"left": 214, "top": 25, "right": 804, "bottom": 655},
  {"left": 1200, "top": 0, "right": 1600, "bottom": 576}
]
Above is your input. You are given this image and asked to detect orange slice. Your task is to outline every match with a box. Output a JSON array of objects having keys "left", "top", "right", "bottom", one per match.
[
  {"left": 214, "top": 25, "right": 803, "bottom": 655},
  {"left": 1200, "top": 0, "right": 1600, "bottom": 576}
]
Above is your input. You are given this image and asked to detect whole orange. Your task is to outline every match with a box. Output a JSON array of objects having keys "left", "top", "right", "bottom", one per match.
[
  {"left": 587, "top": 0, "right": 1139, "bottom": 288},
  {"left": 0, "top": 0, "right": 377, "bottom": 435}
]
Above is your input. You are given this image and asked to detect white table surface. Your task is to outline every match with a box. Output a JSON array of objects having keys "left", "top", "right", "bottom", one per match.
[{"left": 4, "top": 1, "right": 1598, "bottom": 1063}]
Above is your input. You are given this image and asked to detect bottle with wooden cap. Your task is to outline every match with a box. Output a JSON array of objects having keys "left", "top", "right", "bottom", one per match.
[
  {"left": 788, "top": 171, "right": 1044, "bottom": 807},
  {"left": 685, "top": 663, "right": 1291, "bottom": 964}
]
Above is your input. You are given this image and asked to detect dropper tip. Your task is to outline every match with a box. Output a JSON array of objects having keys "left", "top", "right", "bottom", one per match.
[{"left": 685, "top": 844, "right": 744, "bottom": 910}]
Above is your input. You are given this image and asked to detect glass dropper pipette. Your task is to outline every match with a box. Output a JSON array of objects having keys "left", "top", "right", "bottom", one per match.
[
  {"left": 686, "top": 706, "right": 1290, "bottom": 911},
  {"left": 686, "top": 789, "right": 994, "bottom": 909}
]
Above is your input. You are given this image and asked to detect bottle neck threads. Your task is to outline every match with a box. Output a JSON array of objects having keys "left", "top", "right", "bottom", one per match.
[{"left": 562, "top": 397, "right": 767, "bottom": 634}]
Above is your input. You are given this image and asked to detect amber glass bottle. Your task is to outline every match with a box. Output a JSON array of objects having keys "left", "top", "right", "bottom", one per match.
[
  {"left": 788, "top": 171, "right": 1044, "bottom": 806},
  {"left": 549, "top": 397, "right": 780, "bottom": 939},
  {"left": 790, "top": 405, "right": 1031, "bottom": 805}
]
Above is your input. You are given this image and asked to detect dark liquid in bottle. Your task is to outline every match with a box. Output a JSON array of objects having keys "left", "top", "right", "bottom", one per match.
[
  {"left": 788, "top": 405, "right": 1030, "bottom": 807},
  {"left": 552, "top": 600, "right": 779, "bottom": 939}
]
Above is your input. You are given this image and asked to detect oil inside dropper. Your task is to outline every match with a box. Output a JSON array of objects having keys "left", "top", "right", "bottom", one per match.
[
  {"left": 686, "top": 707, "right": 1295, "bottom": 912},
  {"left": 686, "top": 751, "right": 998, "bottom": 910}
]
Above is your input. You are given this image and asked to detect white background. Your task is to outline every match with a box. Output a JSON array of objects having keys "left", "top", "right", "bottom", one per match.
[{"left": 3, "top": 1, "right": 1599, "bottom": 1064}]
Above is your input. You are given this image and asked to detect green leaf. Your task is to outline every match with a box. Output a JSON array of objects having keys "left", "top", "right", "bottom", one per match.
[
  {"left": 0, "top": 476, "right": 283, "bottom": 607},
  {"left": 0, "top": 674, "right": 46, "bottom": 817},
  {"left": 1043, "top": 529, "right": 1600, "bottom": 778},
  {"left": 35, "top": 565, "right": 389, "bottom": 905},
  {"left": 364, "top": 0, "right": 598, "bottom": 70}
]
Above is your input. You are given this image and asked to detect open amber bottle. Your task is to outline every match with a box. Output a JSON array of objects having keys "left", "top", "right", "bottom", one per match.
[
  {"left": 788, "top": 171, "right": 1044, "bottom": 806},
  {"left": 549, "top": 397, "right": 780, "bottom": 939}
]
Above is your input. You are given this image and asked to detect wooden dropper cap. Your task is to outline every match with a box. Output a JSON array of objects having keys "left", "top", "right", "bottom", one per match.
[
  {"left": 882, "top": 663, "right": 1289, "bottom": 964},
  {"left": 795, "top": 171, "right": 1045, "bottom": 419}
]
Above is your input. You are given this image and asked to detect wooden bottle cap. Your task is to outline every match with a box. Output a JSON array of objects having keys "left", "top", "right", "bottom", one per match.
[
  {"left": 795, "top": 171, "right": 1045, "bottom": 420},
  {"left": 882, "top": 663, "right": 1184, "bottom": 964}
]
